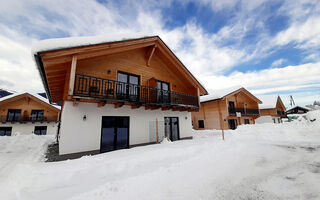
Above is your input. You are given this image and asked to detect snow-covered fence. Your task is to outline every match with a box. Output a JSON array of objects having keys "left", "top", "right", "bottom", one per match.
[{"left": 149, "top": 120, "right": 165, "bottom": 143}]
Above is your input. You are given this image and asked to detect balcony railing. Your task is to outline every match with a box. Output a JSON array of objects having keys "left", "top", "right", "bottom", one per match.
[
  {"left": 0, "top": 115, "right": 58, "bottom": 123},
  {"left": 277, "top": 110, "right": 286, "bottom": 117},
  {"left": 228, "top": 107, "right": 260, "bottom": 116},
  {"left": 73, "top": 74, "right": 199, "bottom": 109}
]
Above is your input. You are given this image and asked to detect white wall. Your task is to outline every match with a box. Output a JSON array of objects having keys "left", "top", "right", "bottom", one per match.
[
  {"left": 59, "top": 101, "right": 193, "bottom": 155},
  {"left": 0, "top": 122, "right": 58, "bottom": 135},
  {"left": 255, "top": 116, "right": 281, "bottom": 124}
]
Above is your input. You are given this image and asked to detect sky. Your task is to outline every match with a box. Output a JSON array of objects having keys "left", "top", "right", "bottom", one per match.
[{"left": 0, "top": 0, "right": 319, "bottom": 107}]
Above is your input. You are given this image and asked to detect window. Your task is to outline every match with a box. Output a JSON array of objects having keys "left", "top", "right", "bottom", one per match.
[
  {"left": 34, "top": 126, "right": 47, "bottom": 135},
  {"left": 157, "top": 80, "right": 170, "bottom": 104},
  {"left": 244, "top": 119, "right": 250, "bottom": 124},
  {"left": 273, "top": 118, "right": 276, "bottom": 123},
  {"left": 31, "top": 110, "right": 44, "bottom": 121},
  {"left": 198, "top": 120, "right": 204, "bottom": 128},
  {"left": 0, "top": 127, "right": 12, "bottom": 136},
  {"left": 278, "top": 118, "right": 281, "bottom": 123},
  {"left": 117, "top": 72, "right": 140, "bottom": 101},
  {"left": 7, "top": 109, "right": 21, "bottom": 122}
]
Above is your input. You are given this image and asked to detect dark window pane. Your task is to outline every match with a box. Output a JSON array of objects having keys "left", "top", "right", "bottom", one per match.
[
  {"left": 34, "top": 126, "right": 47, "bottom": 135},
  {"left": 129, "top": 76, "right": 138, "bottom": 85},
  {"left": 117, "top": 128, "right": 128, "bottom": 149},
  {"left": 198, "top": 120, "right": 204, "bottom": 128},
  {"left": 117, "top": 73, "right": 128, "bottom": 83}
]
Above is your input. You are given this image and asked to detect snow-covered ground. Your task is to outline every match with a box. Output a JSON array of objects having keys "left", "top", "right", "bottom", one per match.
[{"left": 0, "top": 111, "right": 319, "bottom": 200}]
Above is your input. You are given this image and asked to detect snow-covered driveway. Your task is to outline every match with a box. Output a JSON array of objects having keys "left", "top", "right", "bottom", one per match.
[{"left": 0, "top": 111, "right": 319, "bottom": 200}]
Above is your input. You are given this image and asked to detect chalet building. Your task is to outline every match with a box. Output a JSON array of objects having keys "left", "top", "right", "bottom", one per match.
[
  {"left": 286, "top": 106, "right": 310, "bottom": 115},
  {"left": 256, "top": 95, "right": 286, "bottom": 124},
  {"left": 33, "top": 35, "right": 207, "bottom": 156},
  {"left": 192, "top": 87, "right": 262, "bottom": 130},
  {"left": 0, "top": 93, "right": 60, "bottom": 136}
]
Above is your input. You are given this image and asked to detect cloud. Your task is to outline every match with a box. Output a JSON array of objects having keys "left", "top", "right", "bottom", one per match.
[
  {"left": 271, "top": 58, "right": 286, "bottom": 67},
  {"left": 0, "top": 0, "right": 319, "bottom": 106}
]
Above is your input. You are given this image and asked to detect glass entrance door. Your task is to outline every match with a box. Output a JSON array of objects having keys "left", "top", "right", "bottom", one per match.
[
  {"left": 101, "top": 116, "right": 129, "bottom": 153},
  {"left": 164, "top": 117, "right": 179, "bottom": 141}
]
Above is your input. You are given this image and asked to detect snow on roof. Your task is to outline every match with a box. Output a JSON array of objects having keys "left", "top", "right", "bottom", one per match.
[
  {"left": 32, "top": 33, "right": 153, "bottom": 54},
  {"left": 200, "top": 86, "right": 243, "bottom": 103},
  {"left": 286, "top": 105, "right": 311, "bottom": 112},
  {"left": 258, "top": 95, "right": 279, "bottom": 109},
  {"left": 0, "top": 92, "right": 60, "bottom": 110}
]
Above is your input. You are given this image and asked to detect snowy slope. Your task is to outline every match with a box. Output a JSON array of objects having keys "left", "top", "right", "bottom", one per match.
[{"left": 0, "top": 111, "right": 319, "bottom": 200}]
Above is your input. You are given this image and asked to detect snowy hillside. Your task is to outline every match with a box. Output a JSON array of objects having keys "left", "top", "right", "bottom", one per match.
[{"left": 0, "top": 111, "right": 319, "bottom": 200}]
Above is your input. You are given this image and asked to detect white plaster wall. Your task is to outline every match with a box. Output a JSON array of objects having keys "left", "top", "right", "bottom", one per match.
[
  {"left": 0, "top": 122, "right": 58, "bottom": 135},
  {"left": 256, "top": 116, "right": 281, "bottom": 124},
  {"left": 59, "top": 101, "right": 193, "bottom": 155}
]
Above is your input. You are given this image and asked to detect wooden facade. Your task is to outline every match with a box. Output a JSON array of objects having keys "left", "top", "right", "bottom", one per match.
[
  {"left": 34, "top": 36, "right": 207, "bottom": 111},
  {"left": 0, "top": 93, "right": 60, "bottom": 123},
  {"left": 259, "top": 96, "right": 286, "bottom": 118},
  {"left": 192, "top": 88, "right": 262, "bottom": 130}
]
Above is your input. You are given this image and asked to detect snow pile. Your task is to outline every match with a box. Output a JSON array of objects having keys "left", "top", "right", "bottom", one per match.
[{"left": 0, "top": 117, "right": 319, "bottom": 199}]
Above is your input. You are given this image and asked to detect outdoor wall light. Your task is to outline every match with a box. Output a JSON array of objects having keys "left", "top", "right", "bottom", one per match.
[
  {"left": 185, "top": 116, "right": 188, "bottom": 120},
  {"left": 83, "top": 115, "right": 87, "bottom": 121},
  {"left": 107, "top": 69, "right": 111, "bottom": 74}
]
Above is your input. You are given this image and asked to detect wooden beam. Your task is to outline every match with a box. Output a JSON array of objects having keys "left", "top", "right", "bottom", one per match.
[
  {"left": 68, "top": 56, "right": 77, "bottom": 96},
  {"left": 97, "top": 101, "right": 106, "bottom": 107},
  {"left": 114, "top": 102, "right": 124, "bottom": 108},
  {"left": 218, "top": 100, "right": 225, "bottom": 140},
  {"left": 146, "top": 45, "right": 157, "bottom": 67},
  {"left": 161, "top": 106, "right": 171, "bottom": 111},
  {"left": 131, "top": 104, "right": 141, "bottom": 109},
  {"left": 73, "top": 98, "right": 80, "bottom": 107}
]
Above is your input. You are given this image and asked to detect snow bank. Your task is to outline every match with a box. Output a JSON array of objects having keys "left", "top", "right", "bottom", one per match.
[{"left": 0, "top": 114, "right": 319, "bottom": 200}]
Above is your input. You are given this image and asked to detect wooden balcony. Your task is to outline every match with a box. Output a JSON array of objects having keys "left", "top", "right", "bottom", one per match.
[
  {"left": 277, "top": 110, "right": 287, "bottom": 117},
  {"left": 73, "top": 74, "right": 199, "bottom": 110},
  {"left": 0, "top": 115, "right": 58, "bottom": 123},
  {"left": 228, "top": 107, "right": 260, "bottom": 116}
]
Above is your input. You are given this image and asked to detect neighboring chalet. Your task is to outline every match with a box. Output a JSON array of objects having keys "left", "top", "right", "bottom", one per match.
[
  {"left": 286, "top": 106, "right": 311, "bottom": 115},
  {"left": 33, "top": 35, "right": 207, "bottom": 156},
  {"left": 0, "top": 93, "right": 60, "bottom": 136},
  {"left": 256, "top": 95, "right": 286, "bottom": 124},
  {"left": 192, "top": 87, "right": 262, "bottom": 130}
]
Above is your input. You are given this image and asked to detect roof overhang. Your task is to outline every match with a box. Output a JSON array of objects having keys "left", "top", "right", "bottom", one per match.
[{"left": 33, "top": 36, "right": 208, "bottom": 103}]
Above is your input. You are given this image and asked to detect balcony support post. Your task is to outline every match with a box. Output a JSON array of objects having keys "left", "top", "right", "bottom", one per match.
[{"left": 68, "top": 55, "right": 77, "bottom": 96}]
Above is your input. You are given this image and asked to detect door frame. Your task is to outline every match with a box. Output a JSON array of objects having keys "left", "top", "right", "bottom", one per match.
[
  {"left": 100, "top": 116, "right": 130, "bottom": 153},
  {"left": 164, "top": 117, "right": 180, "bottom": 141}
]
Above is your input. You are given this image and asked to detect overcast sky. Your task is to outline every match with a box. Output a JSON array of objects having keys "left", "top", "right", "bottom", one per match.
[{"left": 0, "top": 0, "right": 319, "bottom": 106}]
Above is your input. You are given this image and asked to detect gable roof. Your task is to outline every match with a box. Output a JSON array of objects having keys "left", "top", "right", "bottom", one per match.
[
  {"left": 200, "top": 86, "right": 262, "bottom": 104},
  {"left": 258, "top": 95, "right": 282, "bottom": 109},
  {"left": 0, "top": 92, "right": 60, "bottom": 111},
  {"left": 286, "top": 105, "right": 311, "bottom": 112},
  {"left": 33, "top": 35, "right": 208, "bottom": 103}
]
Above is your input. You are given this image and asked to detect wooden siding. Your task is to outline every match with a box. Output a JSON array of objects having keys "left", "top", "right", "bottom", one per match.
[
  {"left": 0, "top": 94, "right": 60, "bottom": 121},
  {"left": 192, "top": 90, "right": 260, "bottom": 130},
  {"left": 63, "top": 48, "right": 197, "bottom": 102}
]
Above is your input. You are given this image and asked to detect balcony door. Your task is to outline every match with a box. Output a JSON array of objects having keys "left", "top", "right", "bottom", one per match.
[
  {"left": 117, "top": 72, "right": 140, "bottom": 102},
  {"left": 7, "top": 109, "right": 21, "bottom": 122},
  {"left": 31, "top": 110, "right": 44, "bottom": 121},
  {"left": 101, "top": 116, "right": 129, "bottom": 153},
  {"left": 164, "top": 117, "right": 179, "bottom": 141},
  {"left": 157, "top": 81, "right": 170, "bottom": 104}
]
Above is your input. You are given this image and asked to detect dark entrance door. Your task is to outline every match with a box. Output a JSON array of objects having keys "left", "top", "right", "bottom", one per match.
[
  {"left": 228, "top": 119, "right": 237, "bottom": 130},
  {"left": 0, "top": 127, "right": 12, "bottom": 136},
  {"left": 164, "top": 117, "right": 179, "bottom": 141},
  {"left": 101, "top": 116, "right": 129, "bottom": 153}
]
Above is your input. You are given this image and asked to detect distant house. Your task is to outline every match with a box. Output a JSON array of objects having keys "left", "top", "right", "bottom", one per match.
[
  {"left": 192, "top": 87, "right": 262, "bottom": 130},
  {"left": 256, "top": 95, "right": 286, "bottom": 124},
  {"left": 286, "top": 106, "right": 311, "bottom": 115},
  {"left": 33, "top": 35, "right": 207, "bottom": 157},
  {"left": 0, "top": 93, "right": 60, "bottom": 136}
]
